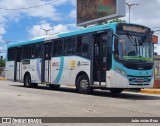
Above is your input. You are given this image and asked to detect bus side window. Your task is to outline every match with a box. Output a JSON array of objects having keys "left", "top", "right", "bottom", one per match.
[
  {"left": 45, "top": 43, "right": 51, "bottom": 59},
  {"left": 35, "top": 44, "right": 42, "bottom": 58},
  {"left": 53, "top": 40, "right": 63, "bottom": 56},
  {"left": 8, "top": 48, "right": 15, "bottom": 61},
  {"left": 17, "top": 47, "right": 22, "bottom": 62},
  {"left": 23, "top": 45, "right": 32, "bottom": 59},
  {"left": 76, "top": 36, "right": 82, "bottom": 53},
  {"left": 64, "top": 37, "right": 76, "bottom": 54},
  {"left": 82, "top": 35, "right": 89, "bottom": 53},
  {"left": 52, "top": 41, "right": 56, "bottom": 56},
  {"left": 58, "top": 40, "right": 63, "bottom": 55}
]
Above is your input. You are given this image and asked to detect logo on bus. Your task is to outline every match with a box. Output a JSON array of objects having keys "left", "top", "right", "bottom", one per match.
[
  {"left": 71, "top": 60, "right": 77, "bottom": 68},
  {"left": 77, "top": 61, "right": 81, "bottom": 67},
  {"left": 52, "top": 62, "right": 59, "bottom": 67}
]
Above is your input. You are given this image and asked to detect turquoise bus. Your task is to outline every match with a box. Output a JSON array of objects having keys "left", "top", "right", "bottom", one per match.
[{"left": 6, "top": 23, "right": 158, "bottom": 94}]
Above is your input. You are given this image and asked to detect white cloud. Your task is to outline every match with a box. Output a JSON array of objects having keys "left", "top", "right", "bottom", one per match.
[
  {"left": 0, "top": 0, "right": 75, "bottom": 41},
  {"left": 69, "top": 0, "right": 76, "bottom": 6},
  {"left": 0, "top": 0, "right": 64, "bottom": 21},
  {"left": 121, "top": 0, "right": 160, "bottom": 28},
  {"left": 0, "top": 25, "right": 6, "bottom": 35},
  {"left": 28, "top": 23, "right": 70, "bottom": 38},
  {"left": 69, "top": 9, "right": 76, "bottom": 18},
  {"left": 53, "top": 24, "right": 69, "bottom": 33}
]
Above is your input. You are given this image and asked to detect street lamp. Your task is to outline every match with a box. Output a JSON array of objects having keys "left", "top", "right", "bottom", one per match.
[
  {"left": 126, "top": 3, "right": 139, "bottom": 23},
  {"left": 40, "top": 28, "right": 53, "bottom": 35},
  {"left": 4, "top": 40, "right": 11, "bottom": 47}
]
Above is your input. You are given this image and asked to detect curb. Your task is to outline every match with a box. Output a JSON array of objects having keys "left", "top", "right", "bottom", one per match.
[
  {"left": 140, "top": 89, "right": 160, "bottom": 95},
  {"left": 0, "top": 78, "right": 7, "bottom": 80}
]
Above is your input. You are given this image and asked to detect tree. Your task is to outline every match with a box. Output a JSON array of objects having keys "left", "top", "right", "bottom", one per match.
[
  {"left": 0, "top": 59, "right": 5, "bottom": 67},
  {"left": 105, "top": 18, "right": 126, "bottom": 24}
]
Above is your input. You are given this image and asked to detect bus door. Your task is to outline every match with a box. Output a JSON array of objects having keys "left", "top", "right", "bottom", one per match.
[
  {"left": 93, "top": 33, "right": 108, "bottom": 85},
  {"left": 43, "top": 43, "right": 52, "bottom": 83},
  {"left": 15, "top": 47, "right": 22, "bottom": 81}
]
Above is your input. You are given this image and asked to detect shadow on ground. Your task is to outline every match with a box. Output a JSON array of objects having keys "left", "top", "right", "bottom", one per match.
[{"left": 11, "top": 84, "right": 160, "bottom": 101}]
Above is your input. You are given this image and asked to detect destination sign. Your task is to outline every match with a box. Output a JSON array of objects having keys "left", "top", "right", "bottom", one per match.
[
  {"left": 123, "top": 25, "right": 146, "bottom": 33},
  {"left": 117, "top": 24, "right": 151, "bottom": 34}
]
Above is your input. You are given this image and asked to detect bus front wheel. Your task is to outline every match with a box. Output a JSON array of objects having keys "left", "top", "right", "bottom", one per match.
[
  {"left": 110, "top": 88, "right": 123, "bottom": 94},
  {"left": 76, "top": 74, "right": 92, "bottom": 94}
]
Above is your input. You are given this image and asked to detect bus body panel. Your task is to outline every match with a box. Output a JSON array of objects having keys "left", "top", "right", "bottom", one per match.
[
  {"left": 51, "top": 56, "right": 90, "bottom": 86},
  {"left": 44, "top": 60, "right": 51, "bottom": 82},
  {"left": 6, "top": 61, "right": 15, "bottom": 81},
  {"left": 106, "top": 70, "right": 128, "bottom": 88},
  {"left": 108, "top": 70, "right": 154, "bottom": 88},
  {"left": 16, "top": 62, "right": 22, "bottom": 82},
  {"left": 21, "top": 59, "right": 42, "bottom": 83}
]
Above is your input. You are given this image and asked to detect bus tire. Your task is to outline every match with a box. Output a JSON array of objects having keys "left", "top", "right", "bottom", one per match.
[
  {"left": 76, "top": 74, "right": 92, "bottom": 94},
  {"left": 49, "top": 84, "right": 60, "bottom": 89},
  {"left": 24, "top": 74, "right": 37, "bottom": 88},
  {"left": 110, "top": 88, "right": 123, "bottom": 94}
]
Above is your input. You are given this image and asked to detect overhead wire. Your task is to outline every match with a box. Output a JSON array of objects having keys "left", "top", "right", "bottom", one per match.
[{"left": 0, "top": 0, "right": 60, "bottom": 11}]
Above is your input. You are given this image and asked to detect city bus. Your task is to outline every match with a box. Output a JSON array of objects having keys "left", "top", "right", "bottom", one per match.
[{"left": 6, "top": 23, "right": 158, "bottom": 94}]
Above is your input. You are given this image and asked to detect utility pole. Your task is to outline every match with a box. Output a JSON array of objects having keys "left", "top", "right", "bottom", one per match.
[{"left": 126, "top": 3, "right": 139, "bottom": 23}]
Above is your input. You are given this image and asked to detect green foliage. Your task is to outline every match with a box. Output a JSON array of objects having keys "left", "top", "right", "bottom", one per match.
[
  {"left": 105, "top": 19, "right": 126, "bottom": 24},
  {"left": 0, "top": 59, "right": 5, "bottom": 67}
]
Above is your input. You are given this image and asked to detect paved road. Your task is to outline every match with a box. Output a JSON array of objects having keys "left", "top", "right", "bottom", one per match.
[{"left": 0, "top": 80, "right": 160, "bottom": 126}]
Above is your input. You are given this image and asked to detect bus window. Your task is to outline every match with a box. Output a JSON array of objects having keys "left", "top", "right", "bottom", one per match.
[
  {"left": 64, "top": 37, "right": 76, "bottom": 54},
  {"left": 23, "top": 45, "right": 32, "bottom": 59},
  {"left": 8, "top": 48, "right": 15, "bottom": 61},
  {"left": 76, "top": 36, "right": 82, "bottom": 53},
  {"left": 17, "top": 47, "right": 22, "bottom": 62},
  {"left": 45, "top": 43, "right": 52, "bottom": 60},
  {"left": 53, "top": 40, "right": 63, "bottom": 56},
  {"left": 32, "top": 43, "right": 42, "bottom": 58},
  {"left": 82, "top": 35, "right": 89, "bottom": 53}
]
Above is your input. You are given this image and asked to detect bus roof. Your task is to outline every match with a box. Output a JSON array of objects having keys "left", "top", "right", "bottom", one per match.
[
  {"left": 8, "top": 23, "right": 117, "bottom": 48},
  {"left": 8, "top": 22, "right": 150, "bottom": 48}
]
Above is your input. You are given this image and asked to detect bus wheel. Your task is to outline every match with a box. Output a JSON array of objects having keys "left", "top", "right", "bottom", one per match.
[
  {"left": 24, "top": 74, "right": 37, "bottom": 88},
  {"left": 76, "top": 74, "right": 92, "bottom": 94},
  {"left": 49, "top": 84, "right": 60, "bottom": 89},
  {"left": 110, "top": 88, "right": 123, "bottom": 94},
  {"left": 24, "top": 74, "right": 31, "bottom": 87}
]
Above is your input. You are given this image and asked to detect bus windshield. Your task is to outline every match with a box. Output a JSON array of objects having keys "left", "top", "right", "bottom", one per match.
[{"left": 115, "top": 34, "right": 153, "bottom": 63}]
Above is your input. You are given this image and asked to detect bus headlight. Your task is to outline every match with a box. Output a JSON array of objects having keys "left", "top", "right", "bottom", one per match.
[{"left": 115, "top": 67, "right": 127, "bottom": 76}]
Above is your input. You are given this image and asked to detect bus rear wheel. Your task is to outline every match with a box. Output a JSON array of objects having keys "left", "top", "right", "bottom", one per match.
[
  {"left": 110, "top": 88, "right": 123, "bottom": 94},
  {"left": 76, "top": 74, "right": 92, "bottom": 94},
  {"left": 24, "top": 74, "right": 37, "bottom": 88}
]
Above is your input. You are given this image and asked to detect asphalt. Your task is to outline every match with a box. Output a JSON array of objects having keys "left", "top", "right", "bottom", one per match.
[{"left": 0, "top": 78, "right": 160, "bottom": 95}]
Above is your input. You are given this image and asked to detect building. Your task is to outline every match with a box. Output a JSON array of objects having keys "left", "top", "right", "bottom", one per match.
[{"left": 154, "top": 55, "right": 160, "bottom": 88}]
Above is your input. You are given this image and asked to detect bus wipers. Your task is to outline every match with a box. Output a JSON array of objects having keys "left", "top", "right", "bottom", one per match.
[{"left": 127, "top": 34, "right": 136, "bottom": 46}]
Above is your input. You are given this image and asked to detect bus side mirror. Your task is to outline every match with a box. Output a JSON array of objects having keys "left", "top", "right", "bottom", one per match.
[{"left": 152, "top": 35, "right": 158, "bottom": 44}]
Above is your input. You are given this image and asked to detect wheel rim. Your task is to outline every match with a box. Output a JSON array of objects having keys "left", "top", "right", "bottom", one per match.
[
  {"left": 80, "top": 79, "right": 88, "bottom": 90},
  {"left": 25, "top": 76, "right": 30, "bottom": 87}
]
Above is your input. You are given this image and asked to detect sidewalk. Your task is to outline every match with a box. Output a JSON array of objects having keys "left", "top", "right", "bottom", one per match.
[{"left": 140, "top": 89, "right": 160, "bottom": 95}]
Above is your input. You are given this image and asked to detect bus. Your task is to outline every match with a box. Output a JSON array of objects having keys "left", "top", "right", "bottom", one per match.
[{"left": 6, "top": 23, "right": 158, "bottom": 94}]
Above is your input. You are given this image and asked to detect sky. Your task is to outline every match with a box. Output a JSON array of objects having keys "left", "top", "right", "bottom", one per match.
[{"left": 0, "top": 0, "right": 160, "bottom": 56}]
